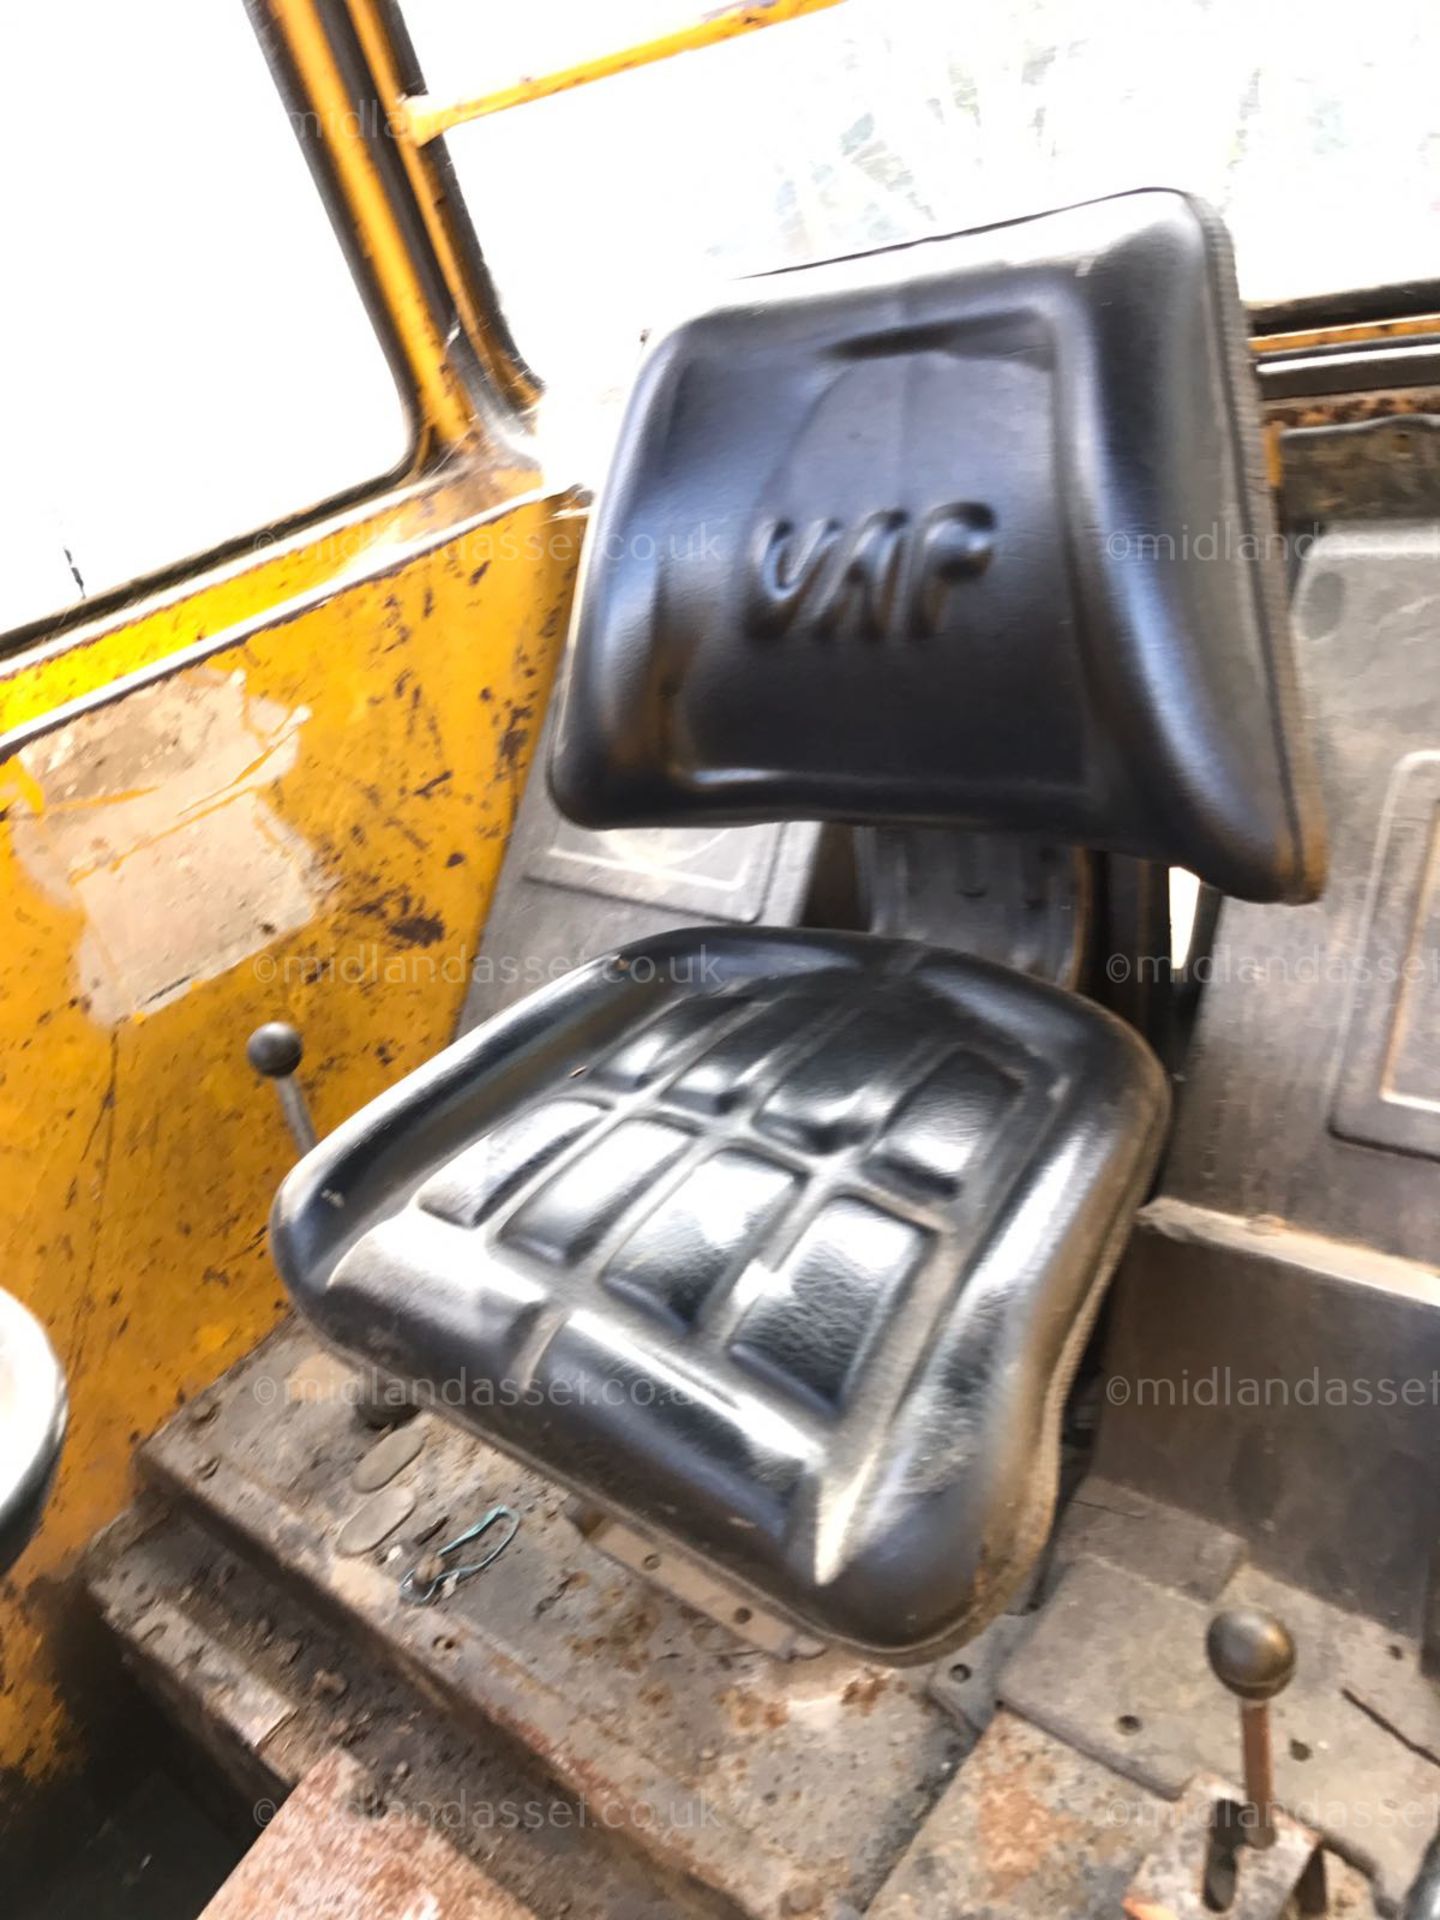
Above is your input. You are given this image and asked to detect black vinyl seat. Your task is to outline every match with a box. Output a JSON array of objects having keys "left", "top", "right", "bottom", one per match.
[
  {"left": 279, "top": 930, "right": 1166, "bottom": 1656},
  {"left": 273, "top": 190, "right": 1325, "bottom": 1659}
]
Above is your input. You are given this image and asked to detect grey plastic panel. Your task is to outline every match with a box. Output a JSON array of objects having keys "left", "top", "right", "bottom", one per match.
[
  {"left": 1157, "top": 525, "right": 1440, "bottom": 1258},
  {"left": 1099, "top": 522, "right": 1440, "bottom": 1644},
  {"left": 1331, "top": 751, "right": 1440, "bottom": 1158},
  {"left": 527, "top": 819, "right": 790, "bottom": 921},
  {"left": 460, "top": 706, "right": 822, "bottom": 1031},
  {"left": 859, "top": 826, "right": 1090, "bottom": 987}
]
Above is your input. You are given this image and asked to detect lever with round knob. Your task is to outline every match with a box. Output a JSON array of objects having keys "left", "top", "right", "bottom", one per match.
[
  {"left": 246, "top": 1020, "right": 317, "bottom": 1156},
  {"left": 1207, "top": 1605, "right": 1297, "bottom": 1850}
]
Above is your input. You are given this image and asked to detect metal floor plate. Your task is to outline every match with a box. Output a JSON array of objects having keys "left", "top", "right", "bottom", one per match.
[
  {"left": 1002, "top": 1552, "right": 1439, "bottom": 1909},
  {"left": 90, "top": 1334, "right": 1403, "bottom": 1917},
  {"left": 868, "top": 1712, "right": 1377, "bottom": 1920},
  {"left": 89, "top": 1501, "right": 727, "bottom": 1920},
  {"left": 198, "top": 1751, "right": 536, "bottom": 1918}
]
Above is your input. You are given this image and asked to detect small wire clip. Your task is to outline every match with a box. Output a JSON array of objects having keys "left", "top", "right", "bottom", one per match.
[{"left": 400, "top": 1504, "right": 519, "bottom": 1605}]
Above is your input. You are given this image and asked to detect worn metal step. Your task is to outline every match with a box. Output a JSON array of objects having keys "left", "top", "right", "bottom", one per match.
[
  {"left": 94, "top": 1322, "right": 971, "bottom": 1920},
  {"left": 89, "top": 1319, "right": 1399, "bottom": 1917},
  {"left": 87, "top": 1494, "right": 734, "bottom": 1920},
  {"left": 198, "top": 1749, "right": 540, "bottom": 1919}
]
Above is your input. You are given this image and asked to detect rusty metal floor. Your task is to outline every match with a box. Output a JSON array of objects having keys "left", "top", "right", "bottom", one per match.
[
  {"left": 197, "top": 1750, "right": 539, "bottom": 1918},
  {"left": 85, "top": 1321, "right": 1394, "bottom": 1918}
]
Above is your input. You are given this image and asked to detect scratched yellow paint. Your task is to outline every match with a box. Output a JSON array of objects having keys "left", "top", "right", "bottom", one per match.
[
  {"left": 0, "top": 486, "right": 584, "bottom": 1796},
  {"left": 0, "top": 462, "right": 525, "bottom": 738}
]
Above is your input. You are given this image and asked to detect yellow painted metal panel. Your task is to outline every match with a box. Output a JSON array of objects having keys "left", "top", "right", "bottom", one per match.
[
  {"left": 1253, "top": 313, "right": 1440, "bottom": 356},
  {"left": 0, "top": 467, "right": 522, "bottom": 735},
  {"left": 0, "top": 487, "right": 583, "bottom": 1790}
]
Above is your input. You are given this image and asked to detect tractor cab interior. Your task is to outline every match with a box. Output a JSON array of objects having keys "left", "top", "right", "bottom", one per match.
[{"left": 5, "top": 8, "right": 1440, "bottom": 1920}]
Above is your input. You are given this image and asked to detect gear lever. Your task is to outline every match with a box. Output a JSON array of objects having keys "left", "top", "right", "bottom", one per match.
[
  {"left": 1206, "top": 1605, "right": 1297, "bottom": 1851},
  {"left": 247, "top": 1020, "right": 317, "bottom": 1156}
]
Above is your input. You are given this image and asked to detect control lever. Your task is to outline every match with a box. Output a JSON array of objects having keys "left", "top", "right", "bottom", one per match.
[
  {"left": 1206, "top": 1605, "right": 1297, "bottom": 1850},
  {"left": 246, "top": 1023, "right": 415, "bottom": 1427},
  {"left": 247, "top": 1021, "right": 317, "bottom": 1156},
  {"left": 1126, "top": 1604, "right": 1327, "bottom": 1916}
]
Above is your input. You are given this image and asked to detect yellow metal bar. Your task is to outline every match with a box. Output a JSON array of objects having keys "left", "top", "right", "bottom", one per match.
[
  {"left": 265, "top": 0, "right": 479, "bottom": 449},
  {"left": 401, "top": 0, "right": 845, "bottom": 144},
  {"left": 343, "top": 0, "right": 538, "bottom": 414},
  {"left": 1251, "top": 313, "right": 1440, "bottom": 356}
]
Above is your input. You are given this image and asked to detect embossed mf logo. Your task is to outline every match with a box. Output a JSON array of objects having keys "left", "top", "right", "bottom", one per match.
[{"left": 745, "top": 503, "right": 996, "bottom": 642}]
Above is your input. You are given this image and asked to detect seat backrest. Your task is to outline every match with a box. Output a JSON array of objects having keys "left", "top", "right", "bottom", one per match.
[{"left": 550, "top": 190, "right": 1326, "bottom": 905}]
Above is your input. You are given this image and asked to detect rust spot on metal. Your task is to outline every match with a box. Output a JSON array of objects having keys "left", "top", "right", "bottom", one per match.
[
  {"left": 568, "top": 1600, "right": 658, "bottom": 1673},
  {"left": 388, "top": 911, "right": 445, "bottom": 949},
  {"left": 1266, "top": 386, "right": 1440, "bottom": 431},
  {"left": 1278, "top": 404, "right": 1440, "bottom": 521},
  {"left": 717, "top": 1685, "right": 790, "bottom": 1732},
  {"left": 496, "top": 702, "right": 534, "bottom": 773},
  {"left": 199, "top": 1751, "right": 537, "bottom": 1917},
  {"left": 840, "top": 1671, "right": 888, "bottom": 1714},
  {"left": 974, "top": 1743, "right": 1083, "bottom": 1902}
]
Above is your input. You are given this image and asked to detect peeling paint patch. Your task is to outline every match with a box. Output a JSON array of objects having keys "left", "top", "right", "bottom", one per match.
[{"left": 7, "top": 667, "right": 327, "bottom": 1025}]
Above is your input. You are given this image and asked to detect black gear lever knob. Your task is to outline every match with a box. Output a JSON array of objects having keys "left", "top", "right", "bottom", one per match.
[
  {"left": 247, "top": 1020, "right": 304, "bottom": 1080},
  {"left": 246, "top": 1021, "right": 317, "bottom": 1155}
]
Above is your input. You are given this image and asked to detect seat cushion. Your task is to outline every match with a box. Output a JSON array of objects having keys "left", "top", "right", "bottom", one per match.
[{"left": 274, "top": 929, "right": 1168, "bottom": 1658}]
